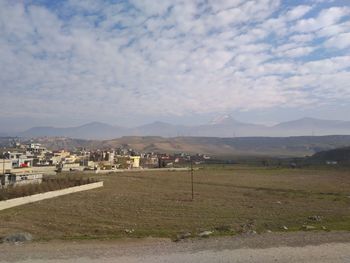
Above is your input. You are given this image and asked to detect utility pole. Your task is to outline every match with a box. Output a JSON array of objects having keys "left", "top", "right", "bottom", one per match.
[
  {"left": 2, "top": 152, "right": 5, "bottom": 175},
  {"left": 2, "top": 154, "right": 5, "bottom": 188},
  {"left": 191, "top": 158, "right": 194, "bottom": 201}
]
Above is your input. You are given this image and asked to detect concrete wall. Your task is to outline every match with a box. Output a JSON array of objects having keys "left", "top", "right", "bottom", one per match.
[
  {"left": 0, "top": 181, "right": 103, "bottom": 211},
  {"left": 12, "top": 166, "right": 57, "bottom": 176},
  {"left": 95, "top": 167, "right": 191, "bottom": 174}
]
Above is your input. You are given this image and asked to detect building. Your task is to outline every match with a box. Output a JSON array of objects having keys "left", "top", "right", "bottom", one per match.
[
  {"left": 130, "top": 156, "right": 140, "bottom": 168},
  {"left": 50, "top": 151, "right": 71, "bottom": 165},
  {"left": 0, "top": 159, "right": 12, "bottom": 174},
  {"left": 58, "top": 163, "right": 82, "bottom": 172},
  {"left": 1, "top": 173, "right": 43, "bottom": 188},
  {"left": 4, "top": 152, "right": 33, "bottom": 168},
  {"left": 27, "top": 143, "right": 47, "bottom": 153},
  {"left": 106, "top": 151, "right": 115, "bottom": 163}
]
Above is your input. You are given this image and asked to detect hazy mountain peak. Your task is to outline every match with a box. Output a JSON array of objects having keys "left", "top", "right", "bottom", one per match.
[
  {"left": 152, "top": 121, "right": 171, "bottom": 125},
  {"left": 275, "top": 117, "right": 345, "bottom": 127},
  {"left": 78, "top": 121, "right": 114, "bottom": 128},
  {"left": 14, "top": 117, "right": 350, "bottom": 139},
  {"left": 210, "top": 115, "right": 239, "bottom": 125},
  {"left": 141, "top": 121, "right": 173, "bottom": 128}
]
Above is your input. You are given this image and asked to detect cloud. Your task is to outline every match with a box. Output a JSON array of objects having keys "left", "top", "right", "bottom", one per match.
[
  {"left": 289, "top": 33, "right": 315, "bottom": 43},
  {"left": 325, "top": 32, "right": 350, "bottom": 49},
  {"left": 285, "top": 5, "right": 313, "bottom": 21},
  {"left": 293, "top": 6, "right": 350, "bottom": 33},
  {"left": 0, "top": 0, "right": 349, "bottom": 124}
]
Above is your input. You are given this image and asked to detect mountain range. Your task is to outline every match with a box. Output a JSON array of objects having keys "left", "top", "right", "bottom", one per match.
[
  {"left": 3, "top": 135, "right": 350, "bottom": 158},
  {"left": 11, "top": 116, "right": 350, "bottom": 140}
]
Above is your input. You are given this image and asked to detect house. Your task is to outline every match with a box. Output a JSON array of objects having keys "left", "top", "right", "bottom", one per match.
[
  {"left": 0, "top": 159, "right": 12, "bottom": 174},
  {"left": 130, "top": 156, "right": 140, "bottom": 168},
  {"left": 326, "top": 161, "right": 338, "bottom": 165},
  {"left": 1, "top": 173, "right": 43, "bottom": 188},
  {"left": 58, "top": 162, "right": 82, "bottom": 172},
  {"left": 26, "top": 143, "right": 47, "bottom": 154},
  {"left": 50, "top": 151, "right": 71, "bottom": 165},
  {"left": 4, "top": 152, "right": 34, "bottom": 168}
]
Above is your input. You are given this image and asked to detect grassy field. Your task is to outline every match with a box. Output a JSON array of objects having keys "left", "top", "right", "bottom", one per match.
[{"left": 0, "top": 165, "right": 349, "bottom": 241}]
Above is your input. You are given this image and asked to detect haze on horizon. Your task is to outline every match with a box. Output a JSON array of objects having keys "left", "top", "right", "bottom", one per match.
[{"left": 1, "top": 0, "right": 350, "bottom": 132}]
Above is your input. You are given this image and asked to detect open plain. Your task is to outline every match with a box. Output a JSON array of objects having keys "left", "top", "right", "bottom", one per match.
[{"left": 0, "top": 165, "right": 349, "bottom": 241}]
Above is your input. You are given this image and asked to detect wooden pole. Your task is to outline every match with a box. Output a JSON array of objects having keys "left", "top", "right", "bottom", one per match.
[{"left": 191, "top": 159, "right": 194, "bottom": 200}]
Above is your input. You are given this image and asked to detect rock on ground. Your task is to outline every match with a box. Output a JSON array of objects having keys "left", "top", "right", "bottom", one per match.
[{"left": 2, "top": 233, "right": 33, "bottom": 243}]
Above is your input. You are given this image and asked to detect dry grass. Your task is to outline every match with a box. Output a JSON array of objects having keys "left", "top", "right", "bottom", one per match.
[{"left": 0, "top": 165, "right": 349, "bottom": 241}]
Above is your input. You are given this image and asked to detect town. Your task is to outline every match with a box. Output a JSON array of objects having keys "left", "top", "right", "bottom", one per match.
[{"left": 0, "top": 140, "right": 210, "bottom": 188}]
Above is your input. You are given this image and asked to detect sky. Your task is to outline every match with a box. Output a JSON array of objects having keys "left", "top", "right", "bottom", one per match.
[{"left": 0, "top": 0, "right": 350, "bottom": 131}]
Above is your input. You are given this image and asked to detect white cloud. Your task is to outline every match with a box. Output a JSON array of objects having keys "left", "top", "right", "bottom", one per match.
[
  {"left": 289, "top": 33, "right": 315, "bottom": 43},
  {"left": 285, "top": 5, "right": 313, "bottom": 21},
  {"left": 294, "top": 6, "right": 350, "bottom": 32},
  {"left": 0, "top": 0, "right": 349, "bottom": 123},
  {"left": 317, "top": 21, "right": 350, "bottom": 37},
  {"left": 298, "top": 56, "right": 350, "bottom": 75},
  {"left": 282, "top": 46, "right": 315, "bottom": 58},
  {"left": 325, "top": 32, "right": 350, "bottom": 49}
]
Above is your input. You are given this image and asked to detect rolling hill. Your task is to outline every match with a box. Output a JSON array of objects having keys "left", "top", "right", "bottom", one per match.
[{"left": 309, "top": 146, "right": 350, "bottom": 165}]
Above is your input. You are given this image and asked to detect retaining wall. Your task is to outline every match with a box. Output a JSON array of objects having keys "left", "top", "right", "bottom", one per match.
[{"left": 0, "top": 181, "right": 103, "bottom": 211}]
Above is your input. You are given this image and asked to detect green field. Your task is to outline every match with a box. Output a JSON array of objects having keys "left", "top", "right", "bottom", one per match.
[{"left": 1, "top": 165, "right": 350, "bottom": 241}]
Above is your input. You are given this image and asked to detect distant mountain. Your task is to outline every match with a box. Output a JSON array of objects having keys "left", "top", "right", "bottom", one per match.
[
  {"left": 195, "top": 116, "right": 269, "bottom": 137},
  {"left": 15, "top": 116, "right": 350, "bottom": 139},
  {"left": 210, "top": 114, "right": 240, "bottom": 125},
  {"left": 130, "top": 121, "right": 190, "bottom": 137},
  {"left": 273, "top": 117, "right": 350, "bottom": 136},
  {"left": 20, "top": 122, "right": 126, "bottom": 140},
  {"left": 274, "top": 117, "right": 345, "bottom": 129}
]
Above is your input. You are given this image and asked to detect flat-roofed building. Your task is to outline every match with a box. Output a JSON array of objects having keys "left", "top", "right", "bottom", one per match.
[
  {"left": 5, "top": 152, "right": 33, "bottom": 168},
  {"left": 0, "top": 159, "right": 12, "bottom": 174},
  {"left": 130, "top": 156, "right": 140, "bottom": 168}
]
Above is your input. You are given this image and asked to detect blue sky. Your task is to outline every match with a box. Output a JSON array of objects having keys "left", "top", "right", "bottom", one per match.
[{"left": 0, "top": 0, "right": 350, "bottom": 131}]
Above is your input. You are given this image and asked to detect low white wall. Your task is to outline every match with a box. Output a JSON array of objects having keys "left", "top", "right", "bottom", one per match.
[
  {"left": 95, "top": 167, "right": 191, "bottom": 174},
  {"left": 0, "top": 181, "right": 103, "bottom": 211},
  {"left": 12, "top": 166, "right": 57, "bottom": 176}
]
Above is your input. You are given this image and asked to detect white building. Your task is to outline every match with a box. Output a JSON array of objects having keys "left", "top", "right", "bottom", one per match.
[
  {"left": 130, "top": 156, "right": 140, "bottom": 168},
  {"left": 5, "top": 152, "right": 33, "bottom": 168},
  {"left": 0, "top": 159, "right": 12, "bottom": 174},
  {"left": 1, "top": 173, "right": 43, "bottom": 188},
  {"left": 27, "top": 143, "right": 47, "bottom": 153}
]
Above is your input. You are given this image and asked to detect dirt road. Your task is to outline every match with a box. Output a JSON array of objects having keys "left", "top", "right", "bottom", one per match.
[{"left": 1, "top": 232, "right": 350, "bottom": 263}]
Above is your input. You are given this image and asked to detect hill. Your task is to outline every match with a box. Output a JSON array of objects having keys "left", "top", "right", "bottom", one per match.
[
  {"left": 13, "top": 135, "right": 350, "bottom": 157},
  {"left": 309, "top": 147, "right": 350, "bottom": 165}
]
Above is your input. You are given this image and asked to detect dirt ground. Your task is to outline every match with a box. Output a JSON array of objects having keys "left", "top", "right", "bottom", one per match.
[
  {"left": 0, "top": 165, "right": 350, "bottom": 240},
  {"left": 1, "top": 231, "right": 350, "bottom": 263}
]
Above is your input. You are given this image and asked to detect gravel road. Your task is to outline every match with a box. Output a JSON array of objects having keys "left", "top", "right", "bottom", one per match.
[{"left": 1, "top": 231, "right": 350, "bottom": 263}]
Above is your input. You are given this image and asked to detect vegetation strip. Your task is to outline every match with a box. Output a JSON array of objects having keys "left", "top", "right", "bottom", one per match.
[
  {"left": 0, "top": 181, "right": 103, "bottom": 211},
  {"left": 0, "top": 177, "right": 98, "bottom": 201}
]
